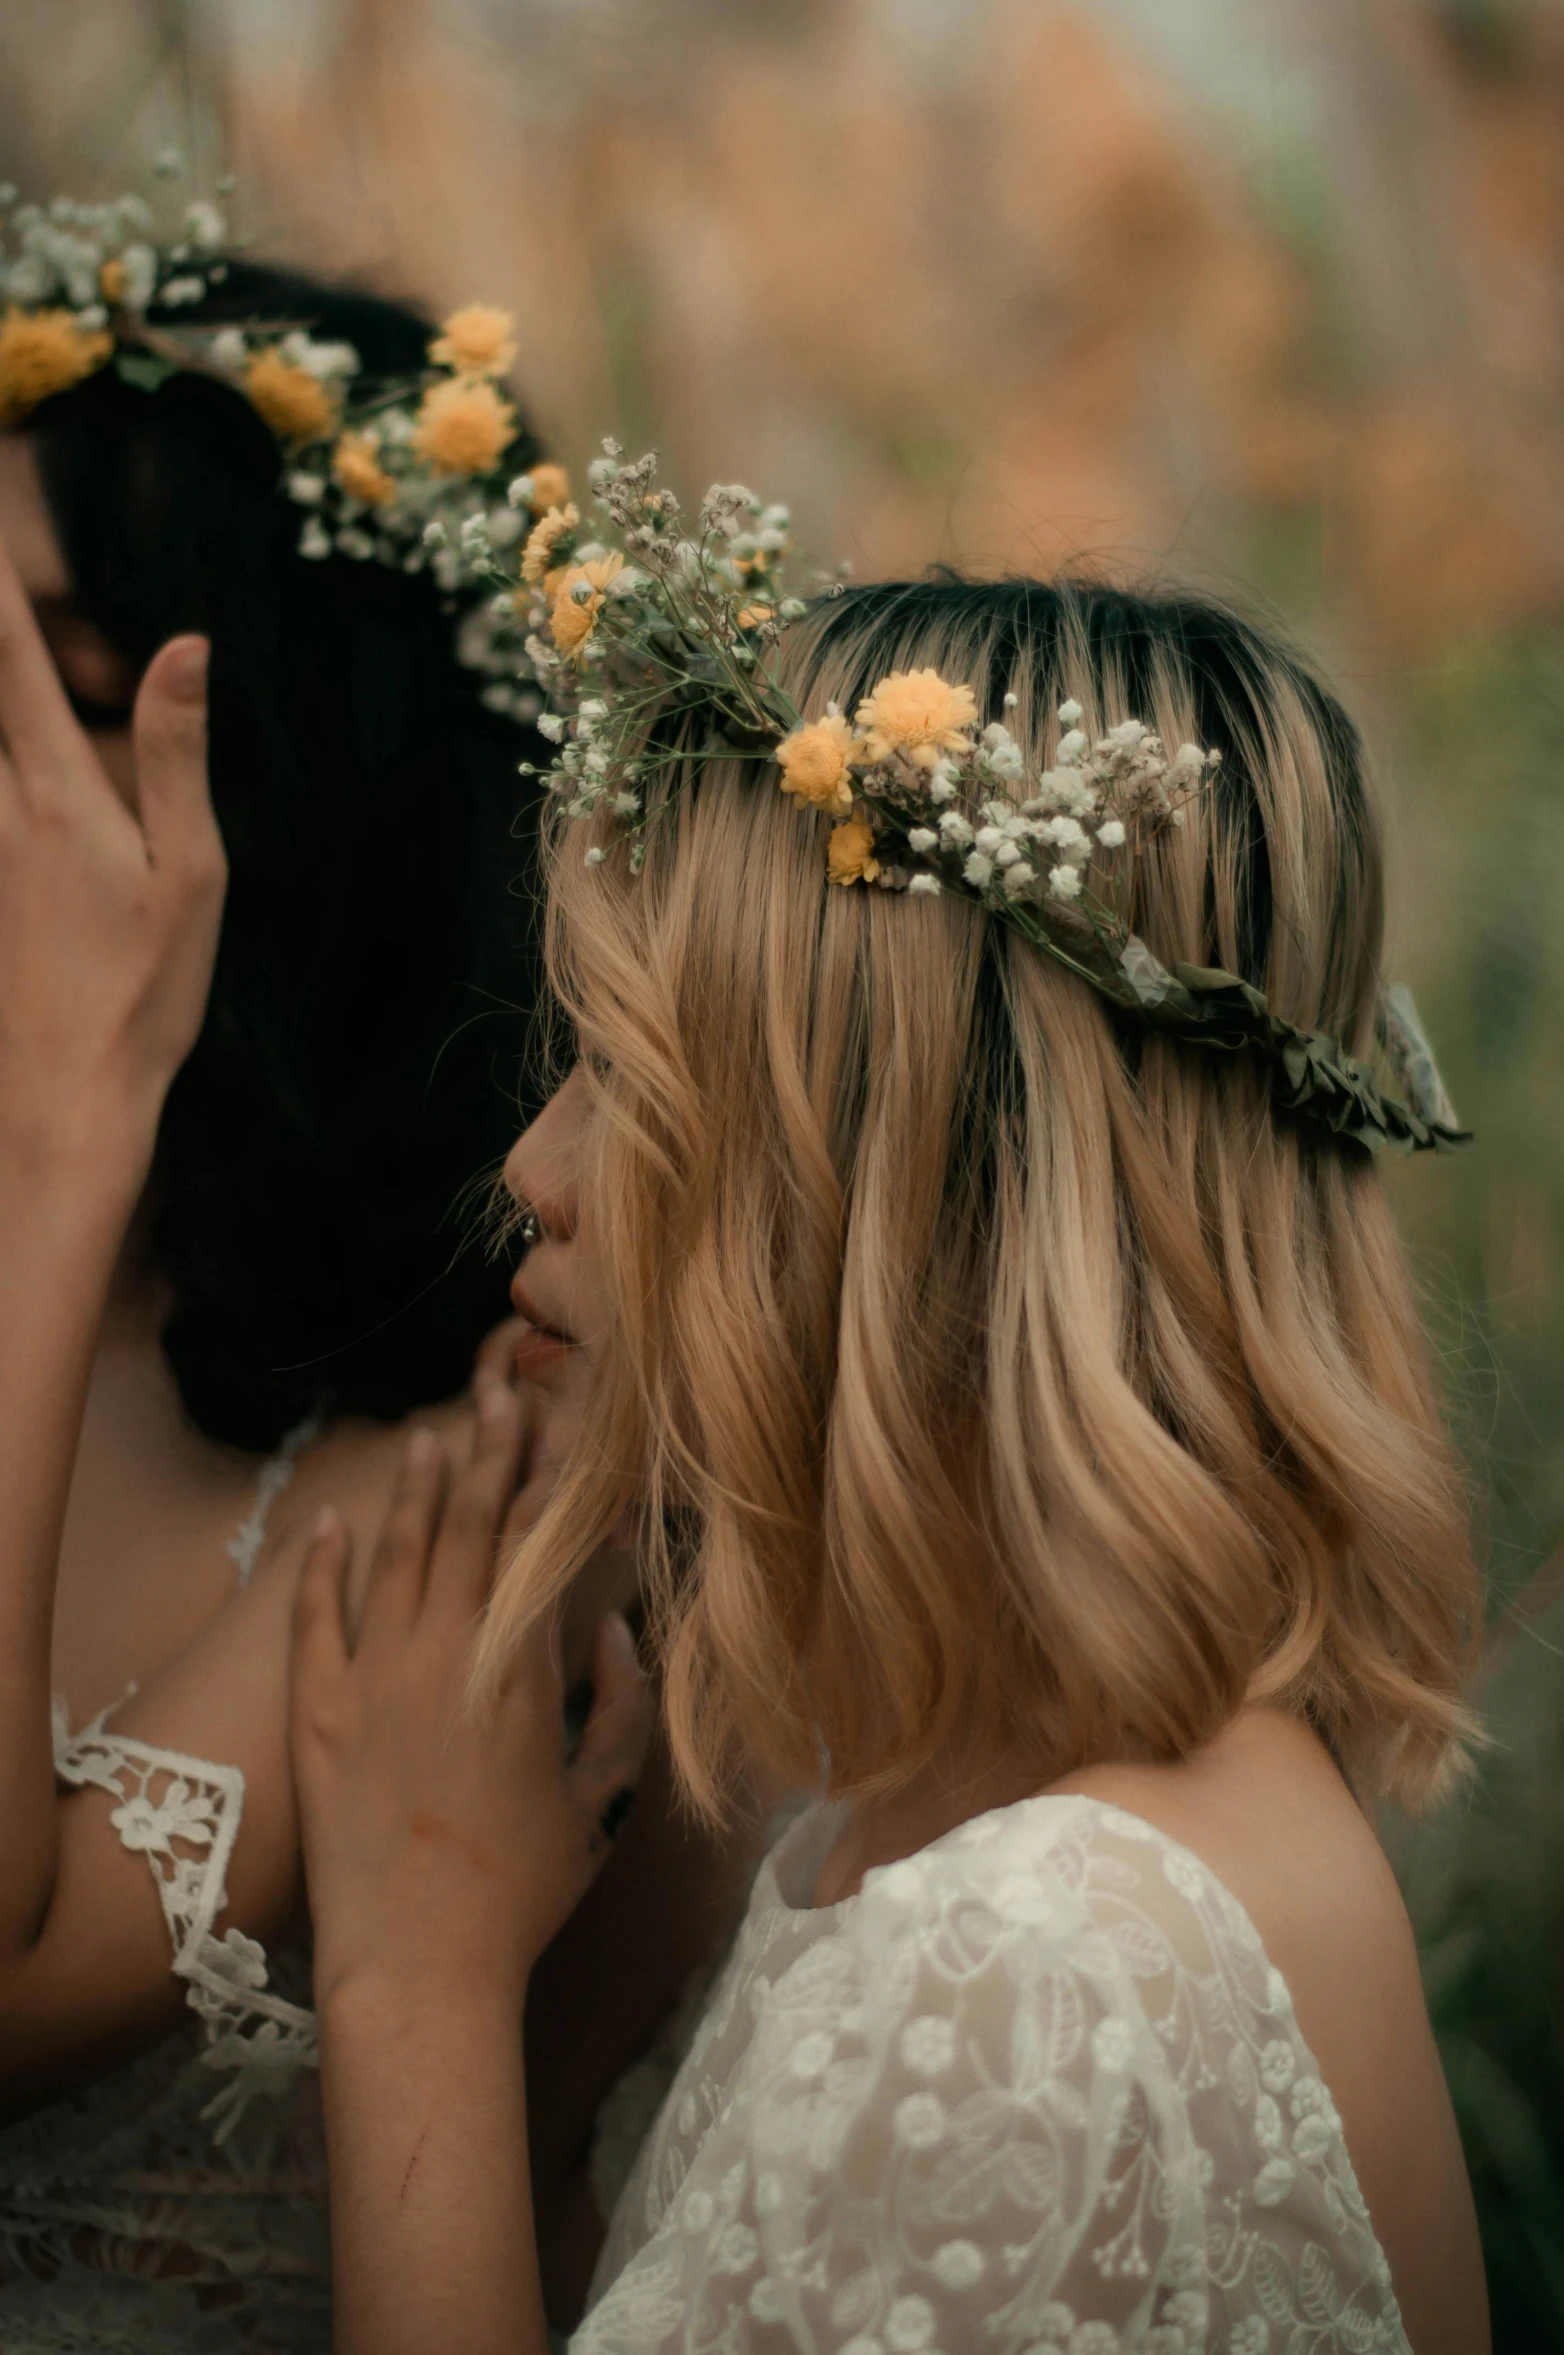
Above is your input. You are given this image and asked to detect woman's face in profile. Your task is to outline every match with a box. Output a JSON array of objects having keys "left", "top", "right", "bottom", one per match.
[
  {"left": 0, "top": 433, "right": 140, "bottom": 809},
  {"left": 502, "top": 1066, "right": 609, "bottom": 1393}
]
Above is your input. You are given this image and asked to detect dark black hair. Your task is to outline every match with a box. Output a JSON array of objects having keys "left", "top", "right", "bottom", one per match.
[{"left": 32, "top": 262, "right": 547, "bottom": 1450}]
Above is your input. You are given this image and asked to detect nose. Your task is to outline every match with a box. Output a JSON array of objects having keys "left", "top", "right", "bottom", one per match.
[{"left": 503, "top": 1065, "right": 589, "bottom": 1243}]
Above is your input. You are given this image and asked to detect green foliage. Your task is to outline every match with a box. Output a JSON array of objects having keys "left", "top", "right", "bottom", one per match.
[{"left": 1378, "top": 627, "right": 1564, "bottom": 2336}]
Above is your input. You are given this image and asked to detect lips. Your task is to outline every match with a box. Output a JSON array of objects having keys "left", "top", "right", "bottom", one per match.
[{"left": 509, "top": 1269, "right": 579, "bottom": 1379}]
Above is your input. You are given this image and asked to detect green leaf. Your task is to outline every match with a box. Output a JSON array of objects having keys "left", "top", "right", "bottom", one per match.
[{"left": 114, "top": 350, "right": 177, "bottom": 395}]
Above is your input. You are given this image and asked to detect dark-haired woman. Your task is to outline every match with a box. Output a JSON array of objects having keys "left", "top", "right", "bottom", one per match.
[{"left": 0, "top": 275, "right": 736, "bottom": 2352}]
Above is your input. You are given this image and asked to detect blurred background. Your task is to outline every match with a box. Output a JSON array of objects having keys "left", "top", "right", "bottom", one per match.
[{"left": 3, "top": 0, "right": 1562, "bottom": 2334}]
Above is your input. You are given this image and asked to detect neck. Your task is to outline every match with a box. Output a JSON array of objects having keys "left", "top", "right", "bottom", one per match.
[{"left": 811, "top": 1741, "right": 1044, "bottom": 1909}]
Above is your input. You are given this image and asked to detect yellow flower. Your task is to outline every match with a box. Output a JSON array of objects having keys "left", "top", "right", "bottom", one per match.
[
  {"left": 827, "top": 819, "right": 881, "bottom": 886},
  {"left": 244, "top": 347, "right": 338, "bottom": 445},
  {"left": 776, "top": 714, "right": 856, "bottom": 815},
  {"left": 429, "top": 303, "right": 518, "bottom": 378},
  {"left": 332, "top": 431, "right": 395, "bottom": 506},
  {"left": 855, "top": 668, "right": 979, "bottom": 771},
  {"left": 0, "top": 308, "right": 112, "bottom": 426},
  {"left": 521, "top": 502, "right": 579, "bottom": 584},
  {"left": 410, "top": 376, "right": 516, "bottom": 477},
  {"left": 550, "top": 554, "right": 625, "bottom": 657},
  {"left": 525, "top": 461, "right": 571, "bottom": 512}
]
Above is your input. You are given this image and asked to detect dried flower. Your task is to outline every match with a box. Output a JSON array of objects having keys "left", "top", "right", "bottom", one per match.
[
  {"left": 856, "top": 668, "right": 979, "bottom": 771},
  {"left": 0, "top": 306, "right": 110, "bottom": 424},
  {"left": 331, "top": 431, "right": 394, "bottom": 506},
  {"left": 526, "top": 462, "right": 571, "bottom": 512},
  {"left": 550, "top": 554, "right": 625, "bottom": 657},
  {"left": 411, "top": 376, "right": 516, "bottom": 476},
  {"left": 776, "top": 714, "right": 856, "bottom": 814},
  {"left": 245, "top": 346, "right": 338, "bottom": 445},
  {"left": 521, "top": 502, "right": 579, "bottom": 585},
  {"left": 827, "top": 820, "right": 880, "bottom": 886},
  {"left": 429, "top": 303, "right": 517, "bottom": 378}
]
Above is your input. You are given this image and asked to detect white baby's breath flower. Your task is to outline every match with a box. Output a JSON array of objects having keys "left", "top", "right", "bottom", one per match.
[
  {"left": 507, "top": 473, "right": 537, "bottom": 507},
  {"left": 286, "top": 471, "right": 324, "bottom": 508},
  {"left": 422, "top": 520, "right": 448, "bottom": 549},
  {"left": 938, "top": 812, "right": 974, "bottom": 847},
  {"left": 907, "top": 827, "right": 938, "bottom": 854},
  {"left": 995, "top": 841, "right": 1022, "bottom": 868},
  {"left": 116, "top": 242, "right": 158, "bottom": 311},
  {"left": 1056, "top": 728, "right": 1088, "bottom": 765},
  {"left": 159, "top": 274, "right": 205, "bottom": 307},
  {"left": 185, "top": 200, "right": 226, "bottom": 251},
  {"left": 908, "top": 873, "right": 942, "bottom": 896},
  {"left": 1047, "top": 864, "right": 1083, "bottom": 902},
  {"left": 611, "top": 791, "right": 639, "bottom": 817},
  {"left": 1096, "top": 818, "right": 1126, "bottom": 849},
  {"left": 298, "top": 517, "right": 331, "bottom": 561},
  {"left": 1057, "top": 699, "right": 1082, "bottom": 727},
  {"left": 536, "top": 713, "right": 566, "bottom": 744},
  {"left": 973, "top": 826, "right": 1003, "bottom": 855},
  {"left": 1105, "top": 719, "right": 1147, "bottom": 750},
  {"left": 963, "top": 851, "right": 996, "bottom": 888},
  {"left": 1001, "top": 860, "right": 1036, "bottom": 896}
]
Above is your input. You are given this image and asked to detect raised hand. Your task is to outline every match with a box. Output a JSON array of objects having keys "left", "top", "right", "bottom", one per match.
[
  {"left": 291, "top": 1384, "right": 653, "bottom": 2017},
  {"left": 0, "top": 534, "right": 223, "bottom": 1181}
]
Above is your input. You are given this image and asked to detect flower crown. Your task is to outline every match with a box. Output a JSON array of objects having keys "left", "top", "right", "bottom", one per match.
[
  {"left": 498, "top": 441, "right": 1466, "bottom": 1156},
  {"left": 0, "top": 169, "right": 556, "bottom": 724}
]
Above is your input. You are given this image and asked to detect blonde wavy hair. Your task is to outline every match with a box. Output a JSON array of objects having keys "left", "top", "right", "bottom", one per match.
[{"left": 480, "top": 576, "right": 1480, "bottom": 1815}]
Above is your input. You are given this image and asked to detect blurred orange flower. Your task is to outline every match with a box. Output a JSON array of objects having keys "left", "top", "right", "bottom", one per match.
[{"left": 0, "top": 308, "right": 112, "bottom": 425}]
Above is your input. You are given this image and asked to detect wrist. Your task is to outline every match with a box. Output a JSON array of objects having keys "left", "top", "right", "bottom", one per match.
[
  {"left": 319, "top": 1961, "right": 528, "bottom": 2051},
  {"left": 0, "top": 1110, "right": 155, "bottom": 1215}
]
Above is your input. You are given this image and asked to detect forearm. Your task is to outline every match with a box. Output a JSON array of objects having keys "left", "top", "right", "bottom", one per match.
[
  {"left": 0, "top": 1138, "right": 142, "bottom": 1951},
  {"left": 320, "top": 1976, "right": 550, "bottom": 2355}
]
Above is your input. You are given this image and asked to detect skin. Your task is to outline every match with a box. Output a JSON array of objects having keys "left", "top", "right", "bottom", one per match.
[
  {"left": 298, "top": 1063, "right": 1491, "bottom": 2355},
  {"left": 0, "top": 442, "right": 747, "bottom": 2323}
]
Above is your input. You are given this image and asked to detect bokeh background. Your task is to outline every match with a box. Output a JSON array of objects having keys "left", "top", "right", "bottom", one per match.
[{"left": 3, "top": 0, "right": 1562, "bottom": 2332}]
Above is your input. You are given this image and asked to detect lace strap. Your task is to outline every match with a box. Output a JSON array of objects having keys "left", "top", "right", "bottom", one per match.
[
  {"left": 54, "top": 1715, "right": 318, "bottom": 2142},
  {"left": 224, "top": 1408, "right": 326, "bottom": 1590}
]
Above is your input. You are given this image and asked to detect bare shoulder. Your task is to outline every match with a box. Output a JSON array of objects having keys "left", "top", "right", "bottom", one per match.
[
  {"left": 1052, "top": 1709, "right": 1488, "bottom": 2355},
  {"left": 261, "top": 1393, "right": 480, "bottom": 1581}
]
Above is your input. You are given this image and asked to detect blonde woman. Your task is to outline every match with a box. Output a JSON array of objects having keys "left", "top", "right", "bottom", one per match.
[{"left": 290, "top": 570, "right": 1489, "bottom": 2352}]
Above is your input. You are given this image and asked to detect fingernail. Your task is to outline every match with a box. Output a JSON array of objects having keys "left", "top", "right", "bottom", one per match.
[
  {"left": 478, "top": 1381, "right": 513, "bottom": 1425},
  {"left": 407, "top": 1426, "right": 439, "bottom": 1468},
  {"left": 311, "top": 1504, "right": 340, "bottom": 1542},
  {"left": 163, "top": 636, "right": 209, "bottom": 701}
]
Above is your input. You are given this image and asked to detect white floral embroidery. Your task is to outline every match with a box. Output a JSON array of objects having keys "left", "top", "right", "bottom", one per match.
[{"left": 576, "top": 1794, "right": 1409, "bottom": 2354}]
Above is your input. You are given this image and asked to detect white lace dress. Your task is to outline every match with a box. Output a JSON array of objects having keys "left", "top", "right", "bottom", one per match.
[
  {"left": 0, "top": 1422, "right": 329, "bottom": 2354},
  {"left": 577, "top": 1792, "right": 1409, "bottom": 2355}
]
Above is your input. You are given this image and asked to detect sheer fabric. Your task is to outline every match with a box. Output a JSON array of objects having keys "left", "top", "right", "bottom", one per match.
[
  {"left": 0, "top": 1428, "right": 328, "bottom": 2354},
  {"left": 580, "top": 1793, "right": 1407, "bottom": 2355}
]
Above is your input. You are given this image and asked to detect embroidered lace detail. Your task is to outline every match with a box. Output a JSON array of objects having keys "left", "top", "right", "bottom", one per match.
[
  {"left": 579, "top": 1793, "right": 1409, "bottom": 2354},
  {"left": 53, "top": 1715, "right": 318, "bottom": 2140},
  {"left": 224, "top": 1409, "right": 325, "bottom": 1588}
]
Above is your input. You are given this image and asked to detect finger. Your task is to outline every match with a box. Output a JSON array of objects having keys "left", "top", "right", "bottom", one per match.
[
  {"left": 360, "top": 1427, "right": 448, "bottom": 1645},
  {"left": 134, "top": 636, "right": 221, "bottom": 875},
  {"left": 568, "top": 1615, "right": 654, "bottom": 1843},
  {"left": 470, "top": 1315, "right": 526, "bottom": 1396},
  {"left": 0, "top": 532, "right": 99, "bottom": 793},
  {"left": 290, "top": 1505, "right": 352, "bottom": 1703},
  {"left": 426, "top": 1383, "right": 530, "bottom": 1623}
]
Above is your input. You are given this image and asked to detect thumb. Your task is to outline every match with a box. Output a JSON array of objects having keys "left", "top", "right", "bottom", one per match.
[{"left": 134, "top": 635, "right": 219, "bottom": 872}]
